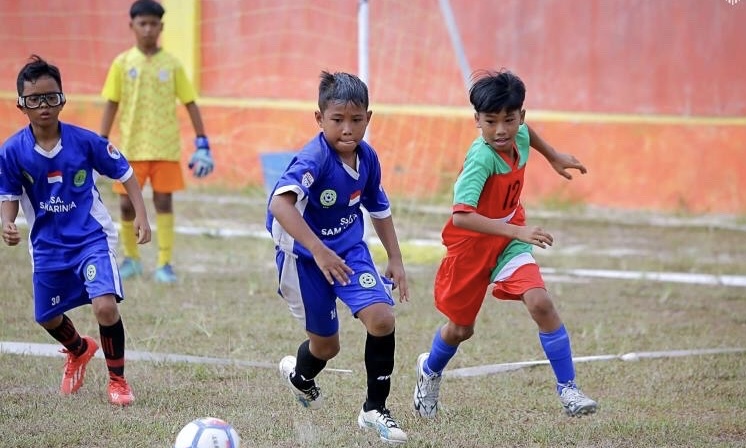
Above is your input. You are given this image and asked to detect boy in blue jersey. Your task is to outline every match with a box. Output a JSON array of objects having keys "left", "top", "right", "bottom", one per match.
[
  {"left": 267, "top": 71, "right": 409, "bottom": 444},
  {"left": 412, "top": 70, "right": 598, "bottom": 419},
  {"left": 0, "top": 55, "right": 151, "bottom": 406}
]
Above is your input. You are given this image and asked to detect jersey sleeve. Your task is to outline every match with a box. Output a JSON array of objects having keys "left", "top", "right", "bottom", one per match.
[
  {"left": 90, "top": 137, "right": 132, "bottom": 181},
  {"left": 174, "top": 64, "right": 198, "bottom": 104},
  {"left": 452, "top": 140, "right": 493, "bottom": 211},
  {"left": 101, "top": 57, "right": 123, "bottom": 102},
  {"left": 273, "top": 152, "right": 317, "bottom": 202},
  {"left": 360, "top": 147, "right": 391, "bottom": 218},
  {"left": 515, "top": 123, "right": 530, "bottom": 153}
]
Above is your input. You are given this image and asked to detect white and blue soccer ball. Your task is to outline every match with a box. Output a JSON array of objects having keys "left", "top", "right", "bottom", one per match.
[{"left": 174, "top": 417, "right": 240, "bottom": 448}]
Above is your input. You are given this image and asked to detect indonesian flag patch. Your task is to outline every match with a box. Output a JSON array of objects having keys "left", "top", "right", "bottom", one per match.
[
  {"left": 349, "top": 190, "right": 361, "bottom": 206},
  {"left": 47, "top": 170, "right": 63, "bottom": 183}
]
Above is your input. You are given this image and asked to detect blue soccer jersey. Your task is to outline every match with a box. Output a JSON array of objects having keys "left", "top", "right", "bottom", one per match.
[
  {"left": 266, "top": 132, "right": 391, "bottom": 258},
  {"left": 0, "top": 123, "right": 133, "bottom": 271}
]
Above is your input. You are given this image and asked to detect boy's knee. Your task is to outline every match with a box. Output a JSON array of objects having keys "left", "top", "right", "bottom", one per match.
[
  {"left": 310, "top": 340, "right": 340, "bottom": 360},
  {"left": 92, "top": 296, "right": 120, "bottom": 325},
  {"left": 444, "top": 322, "right": 474, "bottom": 344},
  {"left": 38, "top": 315, "right": 63, "bottom": 330},
  {"left": 358, "top": 303, "right": 396, "bottom": 336}
]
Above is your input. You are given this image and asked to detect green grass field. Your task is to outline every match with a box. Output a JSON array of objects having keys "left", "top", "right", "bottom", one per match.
[{"left": 1, "top": 188, "right": 745, "bottom": 447}]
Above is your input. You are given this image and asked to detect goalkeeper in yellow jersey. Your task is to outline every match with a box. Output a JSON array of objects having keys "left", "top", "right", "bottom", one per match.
[{"left": 100, "top": 0, "right": 214, "bottom": 283}]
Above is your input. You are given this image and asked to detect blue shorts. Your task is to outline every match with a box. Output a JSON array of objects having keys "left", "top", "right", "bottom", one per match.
[
  {"left": 275, "top": 241, "right": 395, "bottom": 337},
  {"left": 33, "top": 250, "right": 123, "bottom": 323}
]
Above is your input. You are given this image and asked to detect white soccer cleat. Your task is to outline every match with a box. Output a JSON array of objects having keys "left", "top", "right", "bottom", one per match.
[
  {"left": 413, "top": 352, "right": 442, "bottom": 418},
  {"left": 279, "top": 355, "right": 324, "bottom": 410},
  {"left": 559, "top": 382, "right": 598, "bottom": 417},
  {"left": 357, "top": 406, "right": 407, "bottom": 444}
]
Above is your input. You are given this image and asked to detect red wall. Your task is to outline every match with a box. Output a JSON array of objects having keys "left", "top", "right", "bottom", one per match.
[{"left": 1, "top": 0, "right": 744, "bottom": 214}]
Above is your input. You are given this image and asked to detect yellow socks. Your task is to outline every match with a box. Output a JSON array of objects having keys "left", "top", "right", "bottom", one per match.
[
  {"left": 120, "top": 220, "right": 139, "bottom": 260},
  {"left": 156, "top": 213, "right": 174, "bottom": 267}
]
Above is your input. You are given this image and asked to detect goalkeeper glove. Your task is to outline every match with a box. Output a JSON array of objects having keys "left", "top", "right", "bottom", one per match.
[{"left": 189, "top": 135, "right": 214, "bottom": 178}]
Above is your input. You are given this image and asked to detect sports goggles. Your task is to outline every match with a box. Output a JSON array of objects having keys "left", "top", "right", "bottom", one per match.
[{"left": 17, "top": 92, "right": 65, "bottom": 109}]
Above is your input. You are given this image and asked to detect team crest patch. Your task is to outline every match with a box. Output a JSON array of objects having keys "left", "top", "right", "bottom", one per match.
[
  {"left": 107, "top": 144, "right": 122, "bottom": 159},
  {"left": 127, "top": 67, "right": 137, "bottom": 79},
  {"left": 159, "top": 69, "right": 170, "bottom": 82},
  {"left": 86, "top": 264, "right": 97, "bottom": 281},
  {"left": 358, "top": 273, "right": 377, "bottom": 288},
  {"left": 302, "top": 172, "right": 314, "bottom": 187},
  {"left": 320, "top": 189, "right": 337, "bottom": 207},
  {"left": 73, "top": 170, "right": 86, "bottom": 187}
]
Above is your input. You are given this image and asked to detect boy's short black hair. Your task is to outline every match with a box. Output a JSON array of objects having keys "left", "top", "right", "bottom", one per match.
[
  {"left": 469, "top": 69, "right": 525, "bottom": 114},
  {"left": 318, "top": 71, "right": 369, "bottom": 112},
  {"left": 17, "top": 54, "right": 63, "bottom": 96},
  {"left": 130, "top": 0, "right": 165, "bottom": 19}
]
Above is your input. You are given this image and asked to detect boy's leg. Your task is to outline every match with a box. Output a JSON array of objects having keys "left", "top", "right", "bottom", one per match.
[
  {"left": 522, "top": 285, "right": 597, "bottom": 416},
  {"left": 280, "top": 337, "right": 330, "bottom": 410},
  {"left": 415, "top": 242, "right": 489, "bottom": 418},
  {"left": 363, "top": 329, "right": 395, "bottom": 412},
  {"left": 114, "top": 163, "right": 148, "bottom": 279},
  {"left": 92, "top": 294, "right": 133, "bottom": 406},
  {"left": 151, "top": 162, "right": 184, "bottom": 283},
  {"left": 414, "top": 324, "right": 460, "bottom": 419},
  {"left": 153, "top": 207, "right": 176, "bottom": 283},
  {"left": 34, "top": 269, "right": 98, "bottom": 395},
  {"left": 118, "top": 193, "right": 142, "bottom": 278},
  {"left": 43, "top": 314, "right": 99, "bottom": 395},
  {"left": 276, "top": 251, "right": 336, "bottom": 410},
  {"left": 85, "top": 250, "right": 133, "bottom": 406},
  {"left": 356, "top": 303, "right": 406, "bottom": 444}
]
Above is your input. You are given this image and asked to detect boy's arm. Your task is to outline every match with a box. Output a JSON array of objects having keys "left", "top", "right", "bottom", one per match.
[
  {"left": 99, "top": 100, "right": 119, "bottom": 138},
  {"left": 370, "top": 216, "right": 409, "bottom": 302},
  {"left": 121, "top": 176, "right": 151, "bottom": 244},
  {"left": 527, "top": 124, "right": 587, "bottom": 180},
  {"left": 1, "top": 200, "right": 21, "bottom": 246},
  {"left": 269, "top": 192, "right": 353, "bottom": 285},
  {"left": 185, "top": 102, "right": 215, "bottom": 178},
  {"left": 452, "top": 211, "right": 553, "bottom": 249}
]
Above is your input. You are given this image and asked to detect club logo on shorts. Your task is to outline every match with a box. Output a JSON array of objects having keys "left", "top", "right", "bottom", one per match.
[
  {"left": 73, "top": 170, "right": 86, "bottom": 187},
  {"left": 358, "top": 273, "right": 377, "bottom": 288},
  {"left": 320, "top": 189, "right": 337, "bottom": 207},
  {"left": 86, "top": 264, "right": 97, "bottom": 281},
  {"left": 107, "top": 144, "right": 121, "bottom": 159}
]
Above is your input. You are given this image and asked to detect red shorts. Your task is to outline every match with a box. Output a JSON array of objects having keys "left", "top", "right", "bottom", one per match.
[
  {"left": 434, "top": 237, "right": 545, "bottom": 326},
  {"left": 112, "top": 161, "right": 185, "bottom": 194}
]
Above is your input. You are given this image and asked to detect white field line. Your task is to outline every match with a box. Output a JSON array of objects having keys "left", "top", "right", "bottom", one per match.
[
  {"left": 445, "top": 347, "right": 746, "bottom": 378},
  {"left": 0, "top": 341, "right": 353, "bottom": 374}
]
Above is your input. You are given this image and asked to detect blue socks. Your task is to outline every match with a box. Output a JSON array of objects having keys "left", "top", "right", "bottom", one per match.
[
  {"left": 424, "top": 328, "right": 458, "bottom": 375},
  {"left": 539, "top": 324, "right": 576, "bottom": 391}
]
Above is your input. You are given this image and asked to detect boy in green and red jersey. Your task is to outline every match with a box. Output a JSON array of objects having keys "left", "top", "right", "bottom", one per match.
[{"left": 413, "top": 69, "right": 598, "bottom": 419}]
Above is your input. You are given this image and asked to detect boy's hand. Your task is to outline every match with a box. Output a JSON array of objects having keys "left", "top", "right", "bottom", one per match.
[
  {"left": 550, "top": 152, "right": 587, "bottom": 180},
  {"left": 516, "top": 226, "right": 553, "bottom": 249},
  {"left": 311, "top": 243, "right": 354, "bottom": 286},
  {"left": 2, "top": 222, "right": 20, "bottom": 246},
  {"left": 133, "top": 217, "right": 152, "bottom": 244},
  {"left": 189, "top": 136, "right": 215, "bottom": 178},
  {"left": 384, "top": 260, "right": 409, "bottom": 303}
]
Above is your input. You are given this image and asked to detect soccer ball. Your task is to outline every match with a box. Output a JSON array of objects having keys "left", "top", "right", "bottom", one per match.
[{"left": 174, "top": 417, "right": 241, "bottom": 448}]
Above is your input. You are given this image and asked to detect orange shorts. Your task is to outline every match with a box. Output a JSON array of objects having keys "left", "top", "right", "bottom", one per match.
[
  {"left": 433, "top": 237, "right": 545, "bottom": 326},
  {"left": 112, "top": 161, "right": 185, "bottom": 194}
]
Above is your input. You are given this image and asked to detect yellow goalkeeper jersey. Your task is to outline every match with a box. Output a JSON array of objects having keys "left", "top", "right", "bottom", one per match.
[{"left": 101, "top": 47, "right": 197, "bottom": 161}]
